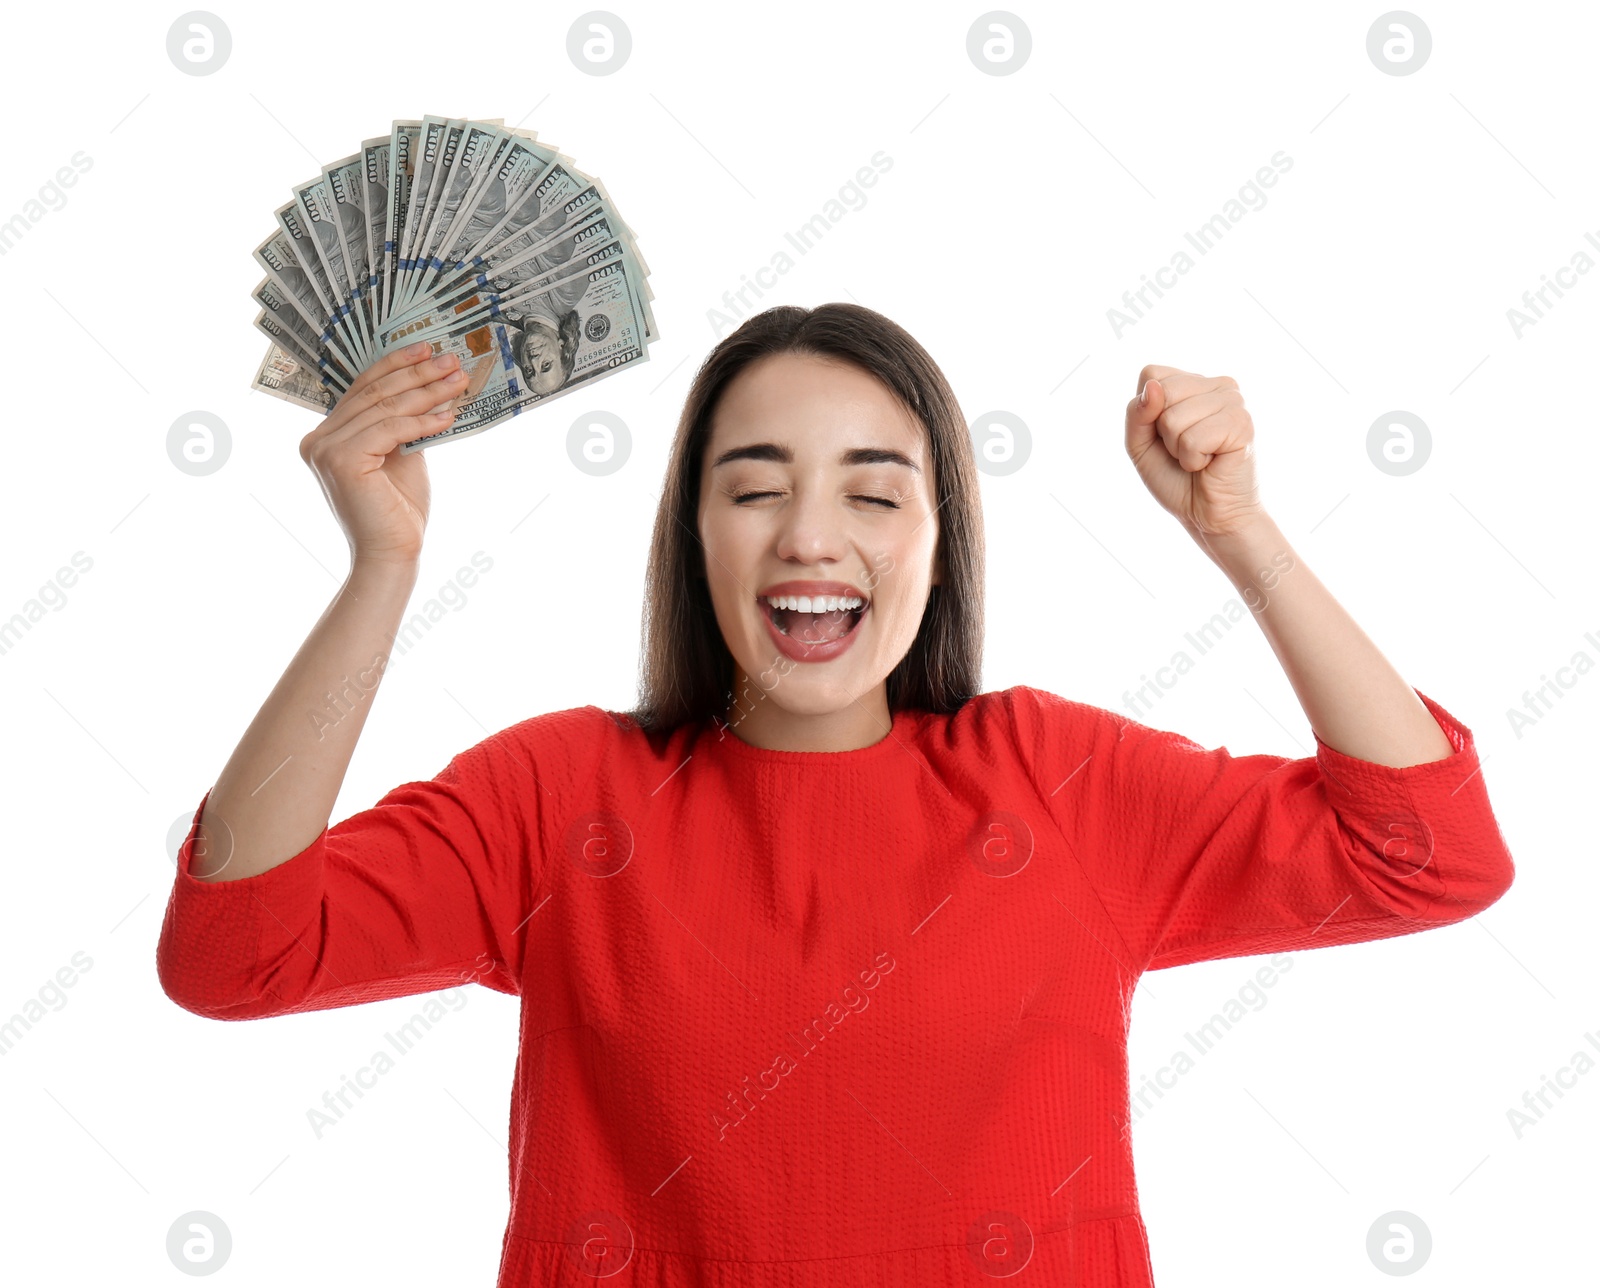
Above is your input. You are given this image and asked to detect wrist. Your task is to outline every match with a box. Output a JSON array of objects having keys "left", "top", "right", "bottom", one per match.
[
  {"left": 347, "top": 555, "right": 421, "bottom": 591},
  {"left": 1187, "top": 511, "right": 1288, "bottom": 585}
]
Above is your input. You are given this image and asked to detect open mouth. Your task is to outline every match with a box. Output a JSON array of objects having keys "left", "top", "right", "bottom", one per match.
[{"left": 757, "top": 597, "right": 868, "bottom": 645}]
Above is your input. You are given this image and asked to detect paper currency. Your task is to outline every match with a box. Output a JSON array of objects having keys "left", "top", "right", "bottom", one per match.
[{"left": 248, "top": 115, "right": 654, "bottom": 448}]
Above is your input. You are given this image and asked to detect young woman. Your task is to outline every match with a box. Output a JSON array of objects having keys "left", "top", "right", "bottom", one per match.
[{"left": 158, "top": 303, "right": 1515, "bottom": 1286}]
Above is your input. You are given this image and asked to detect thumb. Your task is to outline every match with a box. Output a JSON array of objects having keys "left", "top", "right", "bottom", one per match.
[
  {"left": 1136, "top": 377, "right": 1166, "bottom": 422},
  {"left": 1126, "top": 376, "right": 1167, "bottom": 454}
]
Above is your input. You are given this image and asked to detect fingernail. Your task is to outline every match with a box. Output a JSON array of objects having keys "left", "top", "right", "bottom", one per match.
[
  {"left": 433, "top": 353, "right": 458, "bottom": 369},
  {"left": 406, "top": 341, "right": 430, "bottom": 356},
  {"left": 1139, "top": 381, "right": 1150, "bottom": 407}
]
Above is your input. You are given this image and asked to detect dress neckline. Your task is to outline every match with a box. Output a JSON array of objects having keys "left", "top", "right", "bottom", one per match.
[{"left": 702, "top": 704, "right": 910, "bottom": 765}]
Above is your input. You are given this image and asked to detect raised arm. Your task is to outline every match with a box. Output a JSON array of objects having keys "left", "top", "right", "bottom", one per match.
[
  {"left": 1125, "top": 365, "right": 1459, "bottom": 770},
  {"left": 157, "top": 341, "right": 520, "bottom": 1019},
  {"left": 1003, "top": 364, "right": 1518, "bottom": 971},
  {"left": 187, "top": 341, "right": 468, "bottom": 885}
]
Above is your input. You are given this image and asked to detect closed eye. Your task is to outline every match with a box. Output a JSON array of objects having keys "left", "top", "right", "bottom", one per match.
[{"left": 732, "top": 491, "right": 900, "bottom": 509}]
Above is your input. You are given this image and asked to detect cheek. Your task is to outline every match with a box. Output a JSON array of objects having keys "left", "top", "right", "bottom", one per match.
[
  {"left": 878, "top": 525, "right": 936, "bottom": 587},
  {"left": 698, "top": 511, "right": 730, "bottom": 566},
  {"left": 698, "top": 517, "right": 750, "bottom": 603}
]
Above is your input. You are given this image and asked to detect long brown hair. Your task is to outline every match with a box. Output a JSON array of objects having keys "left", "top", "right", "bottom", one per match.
[{"left": 623, "top": 302, "right": 985, "bottom": 733}]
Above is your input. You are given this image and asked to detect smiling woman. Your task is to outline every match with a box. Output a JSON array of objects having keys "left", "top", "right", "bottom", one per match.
[{"left": 158, "top": 299, "right": 1515, "bottom": 1288}]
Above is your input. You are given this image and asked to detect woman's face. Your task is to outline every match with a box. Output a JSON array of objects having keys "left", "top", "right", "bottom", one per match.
[{"left": 696, "top": 351, "right": 942, "bottom": 723}]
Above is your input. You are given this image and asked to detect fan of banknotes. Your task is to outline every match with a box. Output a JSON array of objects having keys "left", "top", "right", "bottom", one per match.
[{"left": 248, "top": 115, "right": 655, "bottom": 452}]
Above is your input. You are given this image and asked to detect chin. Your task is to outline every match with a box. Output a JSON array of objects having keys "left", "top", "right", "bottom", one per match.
[
  {"left": 733, "top": 649, "right": 869, "bottom": 704},
  {"left": 742, "top": 685, "right": 858, "bottom": 720}
]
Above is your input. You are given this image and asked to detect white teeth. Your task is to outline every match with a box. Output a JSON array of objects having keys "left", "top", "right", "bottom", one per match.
[{"left": 762, "top": 593, "right": 865, "bottom": 613}]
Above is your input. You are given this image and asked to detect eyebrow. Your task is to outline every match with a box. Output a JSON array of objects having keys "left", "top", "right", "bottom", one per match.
[{"left": 710, "top": 443, "right": 922, "bottom": 474}]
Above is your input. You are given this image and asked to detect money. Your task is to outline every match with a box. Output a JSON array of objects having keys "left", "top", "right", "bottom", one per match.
[
  {"left": 248, "top": 115, "right": 655, "bottom": 447},
  {"left": 252, "top": 342, "right": 338, "bottom": 413}
]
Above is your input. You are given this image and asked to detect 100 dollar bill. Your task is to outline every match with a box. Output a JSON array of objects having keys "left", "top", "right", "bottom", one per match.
[{"left": 391, "top": 249, "right": 652, "bottom": 453}]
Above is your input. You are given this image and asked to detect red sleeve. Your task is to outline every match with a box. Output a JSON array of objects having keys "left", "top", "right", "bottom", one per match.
[
  {"left": 1007, "top": 686, "right": 1516, "bottom": 972},
  {"left": 155, "top": 722, "right": 550, "bottom": 1020}
]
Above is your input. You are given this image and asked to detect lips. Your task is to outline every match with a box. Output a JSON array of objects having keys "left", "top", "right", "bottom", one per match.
[{"left": 756, "top": 596, "right": 868, "bottom": 663}]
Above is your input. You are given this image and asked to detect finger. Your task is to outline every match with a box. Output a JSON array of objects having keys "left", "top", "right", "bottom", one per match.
[
  {"left": 1136, "top": 366, "right": 1237, "bottom": 406},
  {"left": 304, "top": 343, "right": 433, "bottom": 458},
  {"left": 1172, "top": 427, "right": 1214, "bottom": 473},
  {"left": 342, "top": 351, "right": 465, "bottom": 430},
  {"left": 304, "top": 354, "right": 464, "bottom": 460},
  {"left": 1157, "top": 386, "right": 1240, "bottom": 436},
  {"left": 1133, "top": 363, "right": 1185, "bottom": 396},
  {"left": 1159, "top": 392, "right": 1250, "bottom": 466},
  {"left": 341, "top": 347, "right": 462, "bottom": 424},
  {"left": 321, "top": 366, "right": 468, "bottom": 456},
  {"left": 1126, "top": 376, "right": 1168, "bottom": 462},
  {"left": 1166, "top": 408, "right": 1249, "bottom": 473},
  {"left": 344, "top": 401, "right": 461, "bottom": 461},
  {"left": 329, "top": 342, "right": 442, "bottom": 423},
  {"left": 348, "top": 340, "right": 438, "bottom": 400}
]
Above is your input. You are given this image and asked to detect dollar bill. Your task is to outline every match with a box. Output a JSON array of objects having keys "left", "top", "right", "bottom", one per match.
[
  {"left": 253, "top": 225, "right": 360, "bottom": 379},
  {"left": 323, "top": 151, "right": 379, "bottom": 352},
  {"left": 292, "top": 173, "right": 371, "bottom": 362},
  {"left": 356, "top": 135, "right": 392, "bottom": 347},
  {"left": 393, "top": 116, "right": 464, "bottom": 318},
  {"left": 394, "top": 244, "right": 651, "bottom": 452},
  {"left": 380, "top": 120, "right": 422, "bottom": 327},
  {"left": 250, "top": 283, "right": 349, "bottom": 391},
  {"left": 251, "top": 341, "right": 338, "bottom": 413}
]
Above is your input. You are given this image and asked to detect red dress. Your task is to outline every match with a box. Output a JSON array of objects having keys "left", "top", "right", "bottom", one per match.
[{"left": 157, "top": 687, "right": 1514, "bottom": 1285}]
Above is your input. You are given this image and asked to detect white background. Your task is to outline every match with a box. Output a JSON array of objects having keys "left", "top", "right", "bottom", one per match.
[{"left": 0, "top": 0, "right": 1591, "bottom": 1283}]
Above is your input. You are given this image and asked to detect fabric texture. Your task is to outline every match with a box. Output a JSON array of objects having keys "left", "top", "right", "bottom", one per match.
[{"left": 156, "top": 687, "right": 1515, "bottom": 1285}]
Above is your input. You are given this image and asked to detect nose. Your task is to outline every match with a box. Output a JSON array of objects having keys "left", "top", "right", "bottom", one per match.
[{"left": 769, "top": 486, "right": 856, "bottom": 565}]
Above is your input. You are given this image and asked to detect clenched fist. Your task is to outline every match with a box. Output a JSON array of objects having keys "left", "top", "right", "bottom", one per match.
[{"left": 1125, "top": 365, "right": 1264, "bottom": 538}]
